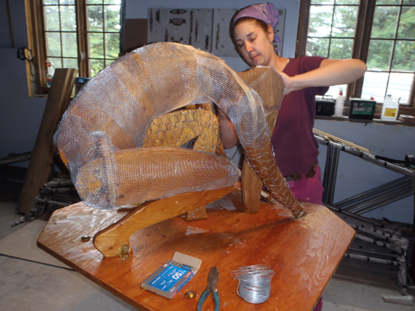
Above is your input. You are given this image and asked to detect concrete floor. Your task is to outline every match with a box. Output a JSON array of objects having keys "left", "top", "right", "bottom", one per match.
[{"left": 0, "top": 181, "right": 414, "bottom": 311}]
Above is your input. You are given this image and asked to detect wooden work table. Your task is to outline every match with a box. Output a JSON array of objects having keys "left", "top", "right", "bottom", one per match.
[{"left": 38, "top": 189, "right": 355, "bottom": 311}]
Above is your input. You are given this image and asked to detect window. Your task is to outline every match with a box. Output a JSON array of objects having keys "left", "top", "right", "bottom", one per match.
[
  {"left": 301, "top": 0, "right": 415, "bottom": 108},
  {"left": 26, "top": 0, "right": 122, "bottom": 94},
  {"left": 307, "top": 0, "right": 359, "bottom": 98},
  {"left": 362, "top": 1, "right": 415, "bottom": 104}
]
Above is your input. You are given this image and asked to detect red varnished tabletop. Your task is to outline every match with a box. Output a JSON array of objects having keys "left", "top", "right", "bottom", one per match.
[{"left": 38, "top": 190, "right": 355, "bottom": 311}]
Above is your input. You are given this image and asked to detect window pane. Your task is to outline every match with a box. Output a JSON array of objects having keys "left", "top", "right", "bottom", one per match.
[
  {"left": 309, "top": 6, "right": 333, "bottom": 37},
  {"left": 90, "top": 59, "right": 105, "bottom": 77},
  {"left": 311, "top": 0, "right": 334, "bottom": 3},
  {"left": 362, "top": 72, "right": 389, "bottom": 101},
  {"left": 63, "top": 58, "right": 78, "bottom": 70},
  {"left": 328, "top": 38, "right": 353, "bottom": 58},
  {"left": 392, "top": 41, "right": 415, "bottom": 71},
  {"left": 44, "top": 0, "right": 58, "bottom": 4},
  {"left": 46, "top": 32, "right": 62, "bottom": 56},
  {"left": 336, "top": 0, "right": 359, "bottom": 4},
  {"left": 88, "top": 5, "right": 104, "bottom": 32},
  {"left": 89, "top": 33, "right": 104, "bottom": 58},
  {"left": 331, "top": 6, "right": 358, "bottom": 37},
  {"left": 48, "top": 57, "right": 62, "bottom": 69},
  {"left": 87, "top": 0, "right": 103, "bottom": 4},
  {"left": 105, "top": 5, "right": 121, "bottom": 32},
  {"left": 371, "top": 6, "right": 400, "bottom": 39},
  {"left": 62, "top": 32, "right": 78, "bottom": 57},
  {"left": 60, "top": 5, "right": 76, "bottom": 32},
  {"left": 306, "top": 38, "right": 330, "bottom": 57},
  {"left": 105, "top": 59, "right": 117, "bottom": 67},
  {"left": 398, "top": 7, "right": 415, "bottom": 39},
  {"left": 60, "top": 0, "right": 75, "bottom": 4},
  {"left": 367, "top": 40, "right": 393, "bottom": 70},
  {"left": 403, "top": 0, "right": 415, "bottom": 3},
  {"left": 105, "top": 0, "right": 122, "bottom": 4},
  {"left": 376, "top": 0, "right": 401, "bottom": 4},
  {"left": 387, "top": 73, "right": 413, "bottom": 104},
  {"left": 105, "top": 33, "right": 120, "bottom": 58},
  {"left": 44, "top": 5, "right": 60, "bottom": 31}
]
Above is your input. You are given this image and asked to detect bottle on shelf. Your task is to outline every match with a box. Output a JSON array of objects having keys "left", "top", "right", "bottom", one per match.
[
  {"left": 45, "top": 60, "right": 55, "bottom": 87},
  {"left": 381, "top": 95, "right": 399, "bottom": 121},
  {"left": 334, "top": 88, "right": 345, "bottom": 117}
]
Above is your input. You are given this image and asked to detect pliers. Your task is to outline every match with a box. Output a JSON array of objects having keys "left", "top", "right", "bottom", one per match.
[{"left": 197, "top": 266, "right": 220, "bottom": 311}]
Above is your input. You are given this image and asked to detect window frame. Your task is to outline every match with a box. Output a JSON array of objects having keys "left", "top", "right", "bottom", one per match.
[
  {"left": 25, "top": 0, "right": 122, "bottom": 95},
  {"left": 297, "top": 0, "right": 415, "bottom": 113}
]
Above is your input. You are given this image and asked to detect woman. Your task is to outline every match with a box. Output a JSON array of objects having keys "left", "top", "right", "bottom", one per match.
[
  {"left": 218, "top": 4, "right": 366, "bottom": 310},
  {"left": 219, "top": 3, "right": 366, "bottom": 206}
]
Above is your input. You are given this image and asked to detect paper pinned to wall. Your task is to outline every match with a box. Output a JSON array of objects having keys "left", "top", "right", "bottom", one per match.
[{"left": 147, "top": 8, "right": 285, "bottom": 57}]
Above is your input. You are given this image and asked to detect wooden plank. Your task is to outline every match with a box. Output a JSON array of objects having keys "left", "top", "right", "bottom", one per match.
[
  {"left": 237, "top": 68, "right": 283, "bottom": 214},
  {"left": 242, "top": 111, "right": 279, "bottom": 213},
  {"left": 16, "top": 68, "right": 77, "bottom": 213},
  {"left": 94, "top": 186, "right": 234, "bottom": 257},
  {"left": 38, "top": 189, "right": 355, "bottom": 311},
  {"left": 313, "top": 128, "right": 370, "bottom": 153}
]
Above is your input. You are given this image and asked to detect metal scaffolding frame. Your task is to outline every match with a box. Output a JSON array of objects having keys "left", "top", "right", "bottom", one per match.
[{"left": 315, "top": 129, "right": 415, "bottom": 305}]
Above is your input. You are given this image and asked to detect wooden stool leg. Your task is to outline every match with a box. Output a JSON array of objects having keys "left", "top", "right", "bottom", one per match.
[{"left": 241, "top": 158, "right": 263, "bottom": 214}]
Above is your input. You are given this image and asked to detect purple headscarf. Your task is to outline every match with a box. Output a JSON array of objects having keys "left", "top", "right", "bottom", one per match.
[{"left": 233, "top": 3, "right": 281, "bottom": 43}]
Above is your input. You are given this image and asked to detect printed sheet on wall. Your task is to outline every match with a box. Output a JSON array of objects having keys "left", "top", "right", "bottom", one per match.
[{"left": 147, "top": 8, "right": 285, "bottom": 57}]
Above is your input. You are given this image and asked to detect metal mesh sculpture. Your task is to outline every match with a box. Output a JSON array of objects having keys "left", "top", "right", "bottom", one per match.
[{"left": 54, "top": 42, "right": 305, "bottom": 217}]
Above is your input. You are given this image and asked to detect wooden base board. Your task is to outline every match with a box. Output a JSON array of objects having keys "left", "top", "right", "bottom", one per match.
[{"left": 38, "top": 190, "right": 355, "bottom": 311}]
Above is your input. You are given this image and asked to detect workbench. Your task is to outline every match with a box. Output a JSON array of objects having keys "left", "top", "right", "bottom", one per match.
[{"left": 38, "top": 187, "right": 355, "bottom": 311}]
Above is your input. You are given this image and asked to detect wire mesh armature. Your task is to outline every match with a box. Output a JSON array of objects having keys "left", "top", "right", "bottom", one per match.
[{"left": 54, "top": 42, "right": 304, "bottom": 217}]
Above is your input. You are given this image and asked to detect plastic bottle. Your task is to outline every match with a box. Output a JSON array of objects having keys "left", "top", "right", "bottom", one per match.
[
  {"left": 334, "top": 88, "right": 345, "bottom": 117},
  {"left": 45, "top": 60, "right": 55, "bottom": 87},
  {"left": 381, "top": 95, "right": 399, "bottom": 121}
]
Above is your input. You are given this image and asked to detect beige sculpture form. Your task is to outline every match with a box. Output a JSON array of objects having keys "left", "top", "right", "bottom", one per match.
[{"left": 54, "top": 42, "right": 305, "bottom": 257}]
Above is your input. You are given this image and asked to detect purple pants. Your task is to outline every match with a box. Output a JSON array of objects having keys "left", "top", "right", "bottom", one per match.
[
  {"left": 286, "top": 163, "right": 324, "bottom": 205},
  {"left": 286, "top": 163, "right": 324, "bottom": 311}
]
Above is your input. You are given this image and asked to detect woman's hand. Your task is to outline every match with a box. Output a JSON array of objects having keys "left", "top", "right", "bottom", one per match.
[{"left": 276, "top": 70, "right": 297, "bottom": 96}]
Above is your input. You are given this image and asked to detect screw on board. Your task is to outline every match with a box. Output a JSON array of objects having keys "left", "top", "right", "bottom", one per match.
[
  {"left": 185, "top": 291, "right": 196, "bottom": 299},
  {"left": 119, "top": 244, "right": 130, "bottom": 260},
  {"left": 81, "top": 235, "right": 91, "bottom": 242}
]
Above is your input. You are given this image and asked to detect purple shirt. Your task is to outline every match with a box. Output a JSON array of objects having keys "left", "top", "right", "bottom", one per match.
[{"left": 270, "top": 56, "right": 328, "bottom": 176}]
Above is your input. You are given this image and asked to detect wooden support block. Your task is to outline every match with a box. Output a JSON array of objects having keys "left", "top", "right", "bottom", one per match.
[
  {"left": 94, "top": 186, "right": 234, "bottom": 257},
  {"left": 16, "top": 68, "right": 77, "bottom": 213},
  {"left": 241, "top": 111, "right": 279, "bottom": 213},
  {"left": 185, "top": 206, "right": 208, "bottom": 221},
  {"left": 241, "top": 158, "right": 263, "bottom": 213}
]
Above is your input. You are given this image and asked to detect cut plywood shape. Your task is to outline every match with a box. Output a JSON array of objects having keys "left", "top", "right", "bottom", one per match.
[
  {"left": 211, "top": 9, "right": 238, "bottom": 57},
  {"left": 38, "top": 188, "right": 355, "bottom": 311},
  {"left": 274, "top": 8, "right": 286, "bottom": 56},
  {"left": 0, "top": 219, "right": 70, "bottom": 269},
  {"left": 147, "top": 8, "right": 285, "bottom": 57},
  {"left": 191, "top": 9, "right": 213, "bottom": 52}
]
